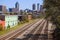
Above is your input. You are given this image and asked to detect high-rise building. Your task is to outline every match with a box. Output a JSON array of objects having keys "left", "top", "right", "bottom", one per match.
[
  {"left": 37, "top": 3, "right": 40, "bottom": 11},
  {"left": 15, "top": 2, "right": 20, "bottom": 15},
  {"left": 15, "top": 2, "right": 19, "bottom": 10},
  {"left": 0, "top": 5, "right": 7, "bottom": 14},
  {"left": 32, "top": 4, "right": 36, "bottom": 11},
  {"left": 9, "top": 8, "right": 19, "bottom": 13},
  {"left": 40, "top": 5, "right": 43, "bottom": 12}
]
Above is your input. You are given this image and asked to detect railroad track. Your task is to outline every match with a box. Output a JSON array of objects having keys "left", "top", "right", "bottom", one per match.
[
  {"left": 8, "top": 19, "right": 46, "bottom": 40},
  {"left": 6, "top": 19, "right": 44, "bottom": 40},
  {"left": 14, "top": 19, "right": 48, "bottom": 40},
  {"left": 28, "top": 20, "right": 47, "bottom": 40},
  {"left": 16, "top": 19, "right": 45, "bottom": 40},
  {"left": 0, "top": 19, "right": 43, "bottom": 40},
  {"left": 0, "top": 19, "right": 52, "bottom": 40}
]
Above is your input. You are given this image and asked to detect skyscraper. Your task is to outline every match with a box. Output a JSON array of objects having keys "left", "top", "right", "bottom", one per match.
[
  {"left": 37, "top": 3, "right": 40, "bottom": 11},
  {"left": 15, "top": 2, "right": 19, "bottom": 10},
  {"left": 40, "top": 5, "right": 43, "bottom": 12},
  {"left": 32, "top": 4, "right": 36, "bottom": 11},
  {"left": 15, "top": 2, "right": 20, "bottom": 14},
  {"left": 0, "top": 5, "right": 7, "bottom": 14}
]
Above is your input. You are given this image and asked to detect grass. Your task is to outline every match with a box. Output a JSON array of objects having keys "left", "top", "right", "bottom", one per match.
[{"left": 0, "top": 19, "right": 35, "bottom": 36}]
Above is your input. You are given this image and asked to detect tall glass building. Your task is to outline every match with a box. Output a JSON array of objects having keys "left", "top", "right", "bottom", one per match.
[
  {"left": 15, "top": 2, "right": 19, "bottom": 11},
  {"left": 32, "top": 4, "right": 36, "bottom": 11},
  {"left": 37, "top": 3, "right": 40, "bottom": 11}
]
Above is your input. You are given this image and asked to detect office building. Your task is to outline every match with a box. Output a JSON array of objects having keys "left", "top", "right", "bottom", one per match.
[
  {"left": 40, "top": 5, "right": 43, "bottom": 12},
  {"left": 15, "top": 2, "right": 19, "bottom": 11},
  {"left": 9, "top": 8, "right": 18, "bottom": 13},
  {"left": 0, "top": 5, "right": 7, "bottom": 14},
  {"left": 32, "top": 4, "right": 36, "bottom": 11},
  {"left": 37, "top": 3, "right": 40, "bottom": 11}
]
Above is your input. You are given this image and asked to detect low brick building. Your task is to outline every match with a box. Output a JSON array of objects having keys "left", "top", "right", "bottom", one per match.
[{"left": 28, "top": 14, "right": 32, "bottom": 20}]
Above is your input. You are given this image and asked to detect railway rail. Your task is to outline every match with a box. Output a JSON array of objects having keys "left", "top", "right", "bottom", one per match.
[
  {"left": 0, "top": 19, "right": 43, "bottom": 40},
  {"left": 0, "top": 19, "right": 54, "bottom": 40}
]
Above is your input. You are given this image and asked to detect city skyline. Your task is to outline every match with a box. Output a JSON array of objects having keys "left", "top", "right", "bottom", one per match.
[{"left": 0, "top": 0, "right": 43, "bottom": 10}]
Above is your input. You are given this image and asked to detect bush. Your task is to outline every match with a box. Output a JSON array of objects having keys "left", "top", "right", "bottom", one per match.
[
  {"left": 0, "top": 24, "right": 3, "bottom": 31},
  {"left": 23, "top": 16, "right": 29, "bottom": 22},
  {"left": 25, "top": 19, "right": 29, "bottom": 22},
  {"left": 7, "top": 24, "right": 10, "bottom": 29}
]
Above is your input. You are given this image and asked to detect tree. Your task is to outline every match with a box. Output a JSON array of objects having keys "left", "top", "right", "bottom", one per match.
[
  {"left": 43, "top": 0, "right": 60, "bottom": 28},
  {"left": 43, "top": 0, "right": 60, "bottom": 40}
]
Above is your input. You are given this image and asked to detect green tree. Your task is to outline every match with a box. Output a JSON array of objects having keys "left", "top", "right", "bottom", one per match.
[
  {"left": 43, "top": 0, "right": 60, "bottom": 28},
  {"left": 43, "top": 0, "right": 60, "bottom": 40}
]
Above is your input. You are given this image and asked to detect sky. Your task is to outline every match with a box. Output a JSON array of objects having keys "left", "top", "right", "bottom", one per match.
[{"left": 0, "top": 0, "right": 43, "bottom": 10}]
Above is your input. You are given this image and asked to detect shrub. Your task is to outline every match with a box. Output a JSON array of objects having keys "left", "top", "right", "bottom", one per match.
[
  {"left": 0, "top": 24, "right": 3, "bottom": 31},
  {"left": 25, "top": 19, "right": 29, "bottom": 22},
  {"left": 7, "top": 24, "right": 10, "bottom": 29}
]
